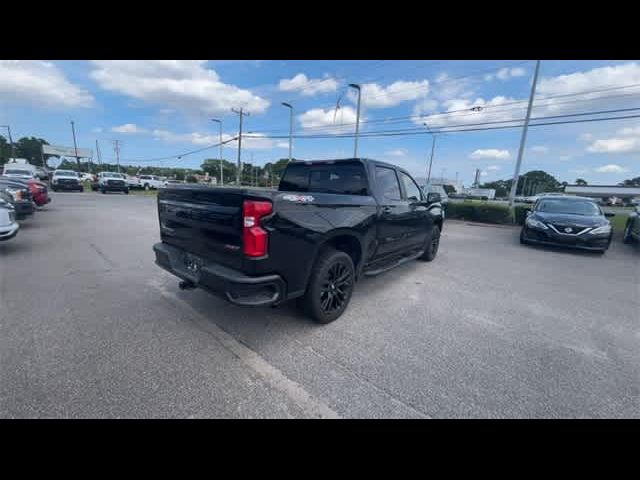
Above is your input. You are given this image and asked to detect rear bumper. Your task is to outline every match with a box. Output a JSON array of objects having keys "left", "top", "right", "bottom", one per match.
[
  {"left": 153, "top": 242, "right": 286, "bottom": 307},
  {"left": 0, "top": 222, "right": 19, "bottom": 241},
  {"left": 101, "top": 184, "right": 128, "bottom": 191},
  {"left": 521, "top": 226, "right": 611, "bottom": 251}
]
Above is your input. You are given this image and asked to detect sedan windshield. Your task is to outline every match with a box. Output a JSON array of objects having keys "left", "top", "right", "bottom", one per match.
[
  {"left": 103, "top": 173, "right": 124, "bottom": 179},
  {"left": 537, "top": 199, "right": 601, "bottom": 216},
  {"left": 55, "top": 171, "right": 78, "bottom": 177},
  {"left": 5, "top": 169, "right": 32, "bottom": 176}
]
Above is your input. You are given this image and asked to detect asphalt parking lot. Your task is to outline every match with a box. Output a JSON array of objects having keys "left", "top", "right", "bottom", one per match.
[{"left": 1, "top": 192, "right": 638, "bottom": 418}]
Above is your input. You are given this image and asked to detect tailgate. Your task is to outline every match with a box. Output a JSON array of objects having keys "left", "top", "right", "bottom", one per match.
[{"left": 157, "top": 186, "right": 272, "bottom": 271}]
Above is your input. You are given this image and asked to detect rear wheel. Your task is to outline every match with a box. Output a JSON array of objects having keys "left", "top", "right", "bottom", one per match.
[
  {"left": 299, "top": 248, "right": 355, "bottom": 324},
  {"left": 124, "top": 188, "right": 129, "bottom": 195},
  {"left": 520, "top": 228, "right": 530, "bottom": 245},
  {"left": 418, "top": 225, "right": 440, "bottom": 261},
  {"left": 101, "top": 187, "right": 106, "bottom": 194}
]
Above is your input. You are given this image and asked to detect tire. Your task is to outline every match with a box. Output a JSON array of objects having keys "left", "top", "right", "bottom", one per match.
[
  {"left": 520, "top": 228, "right": 529, "bottom": 245},
  {"left": 418, "top": 225, "right": 440, "bottom": 261},
  {"left": 101, "top": 188, "right": 106, "bottom": 194},
  {"left": 51, "top": 187, "right": 57, "bottom": 192},
  {"left": 299, "top": 248, "right": 355, "bottom": 324},
  {"left": 623, "top": 222, "right": 634, "bottom": 244},
  {"left": 144, "top": 184, "right": 150, "bottom": 191},
  {"left": 124, "top": 188, "right": 129, "bottom": 195}
]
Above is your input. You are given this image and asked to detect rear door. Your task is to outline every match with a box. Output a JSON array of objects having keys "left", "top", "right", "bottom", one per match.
[
  {"left": 373, "top": 165, "right": 411, "bottom": 258},
  {"left": 397, "top": 170, "right": 430, "bottom": 249}
]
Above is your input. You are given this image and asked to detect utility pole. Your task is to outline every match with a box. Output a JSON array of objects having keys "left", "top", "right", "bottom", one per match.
[
  {"left": 508, "top": 60, "right": 541, "bottom": 207},
  {"left": 95, "top": 139, "right": 102, "bottom": 165},
  {"left": 112, "top": 140, "right": 121, "bottom": 173},
  {"left": 211, "top": 119, "right": 223, "bottom": 185},
  {"left": 281, "top": 102, "right": 293, "bottom": 162},
  {"left": 232, "top": 107, "right": 249, "bottom": 185},
  {"left": 349, "top": 84, "right": 362, "bottom": 158},
  {"left": 1, "top": 124, "right": 16, "bottom": 161},
  {"left": 71, "top": 120, "right": 80, "bottom": 169}
]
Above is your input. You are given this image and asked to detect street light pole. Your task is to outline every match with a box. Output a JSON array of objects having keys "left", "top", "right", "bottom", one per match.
[
  {"left": 281, "top": 102, "right": 293, "bottom": 162},
  {"left": 508, "top": 60, "right": 541, "bottom": 207},
  {"left": 232, "top": 107, "right": 249, "bottom": 185},
  {"left": 349, "top": 84, "right": 362, "bottom": 158},
  {"left": 211, "top": 119, "right": 223, "bottom": 185},
  {"left": 71, "top": 120, "right": 80, "bottom": 169}
]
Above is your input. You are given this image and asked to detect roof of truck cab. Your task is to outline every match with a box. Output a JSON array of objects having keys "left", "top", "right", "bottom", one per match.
[{"left": 290, "top": 158, "right": 407, "bottom": 171}]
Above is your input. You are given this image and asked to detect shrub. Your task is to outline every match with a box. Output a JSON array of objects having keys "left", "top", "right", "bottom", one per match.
[{"left": 447, "top": 202, "right": 512, "bottom": 224}]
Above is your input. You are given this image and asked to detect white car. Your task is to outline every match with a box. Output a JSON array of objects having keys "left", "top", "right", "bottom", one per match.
[
  {"left": 51, "top": 170, "right": 83, "bottom": 192},
  {"left": 138, "top": 175, "right": 165, "bottom": 190},
  {"left": 125, "top": 175, "right": 141, "bottom": 188},
  {"left": 79, "top": 173, "right": 96, "bottom": 182},
  {"left": 2, "top": 166, "right": 35, "bottom": 181},
  {"left": 0, "top": 199, "right": 19, "bottom": 242}
]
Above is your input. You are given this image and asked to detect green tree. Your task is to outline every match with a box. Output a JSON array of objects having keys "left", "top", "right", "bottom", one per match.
[
  {"left": 575, "top": 178, "right": 588, "bottom": 185},
  {"left": 0, "top": 135, "right": 8, "bottom": 166},
  {"left": 619, "top": 177, "right": 640, "bottom": 186},
  {"left": 443, "top": 184, "right": 456, "bottom": 195},
  {"left": 480, "top": 180, "right": 511, "bottom": 198},
  {"left": 15, "top": 137, "right": 50, "bottom": 166},
  {"left": 201, "top": 158, "right": 237, "bottom": 184}
]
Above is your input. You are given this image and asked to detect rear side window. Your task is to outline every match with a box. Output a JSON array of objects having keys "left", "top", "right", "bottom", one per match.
[
  {"left": 375, "top": 166, "right": 402, "bottom": 200},
  {"left": 398, "top": 171, "right": 422, "bottom": 201},
  {"left": 279, "top": 162, "right": 368, "bottom": 195}
]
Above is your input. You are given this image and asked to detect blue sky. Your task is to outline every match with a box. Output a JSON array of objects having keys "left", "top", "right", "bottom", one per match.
[{"left": 1, "top": 59, "right": 639, "bottom": 185}]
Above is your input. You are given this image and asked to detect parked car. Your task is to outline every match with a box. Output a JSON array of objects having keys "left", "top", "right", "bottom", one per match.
[
  {"left": 96, "top": 172, "right": 129, "bottom": 194},
  {"left": 520, "top": 196, "right": 614, "bottom": 253},
  {"left": 154, "top": 158, "right": 445, "bottom": 324},
  {"left": 0, "top": 197, "right": 19, "bottom": 242},
  {"left": 623, "top": 206, "right": 640, "bottom": 245},
  {"left": 125, "top": 174, "right": 141, "bottom": 189},
  {"left": 79, "top": 173, "right": 96, "bottom": 183},
  {"left": 35, "top": 167, "right": 49, "bottom": 181},
  {"left": 51, "top": 170, "right": 83, "bottom": 192},
  {"left": 0, "top": 177, "right": 35, "bottom": 219},
  {"left": 138, "top": 175, "right": 165, "bottom": 190},
  {"left": 6, "top": 176, "right": 51, "bottom": 206},
  {"left": 2, "top": 165, "right": 36, "bottom": 181}
]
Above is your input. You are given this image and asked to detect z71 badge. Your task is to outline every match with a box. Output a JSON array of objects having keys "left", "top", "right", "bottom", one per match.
[{"left": 282, "top": 194, "right": 314, "bottom": 203}]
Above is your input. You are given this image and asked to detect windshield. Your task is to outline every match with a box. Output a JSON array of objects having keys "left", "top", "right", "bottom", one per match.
[
  {"left": 103, "top": 173, "right": 124, "bottom": 179},
  {"left": 5, "top": 169, "right": 32, "bottom": 176},
  {"left": 55, "top": 171, "right": 77, "bottom": 177},
  {"left": 536, "top": 198, "right": 601, "bottom": 216}
]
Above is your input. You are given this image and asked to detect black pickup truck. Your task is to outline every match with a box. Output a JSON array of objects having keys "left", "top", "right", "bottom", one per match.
[{"left": 153, "top": 158, "right": 444, "bottom": 323}]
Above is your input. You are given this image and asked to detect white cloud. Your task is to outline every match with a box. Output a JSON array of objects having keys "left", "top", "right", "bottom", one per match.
[
  {"left": 587, "top": 137, "right": 640, "bottom": 153},
  {"left": 480, "top": 171, "right": 488, "bottom": 176},
  {"left": 112, "top": 123, "right": 146, "bottom": 134},
  {"left": 485, "top": 66, "right": 526, "bottom": 82},
  {"left": 92, "top": 127, "right": 103, "bottom": 133},
  {"left": 531, "top": 145, "right": 549, "bottom": 154},
  {"left": 416, "top": 62, "right": 640, "bottom": 129},
  {"left": 89, "top": 60, "right": 269, "bottom": 116},
  {"left": 151, "top": 129, "right": 278, "bottom": 150},
  {"left": 469, "top": 149, "right": 511, "bottom": 160},
  {"left": 349, "top": 80, "right": 430, "bottom": 109},
  {"left": 385, "top": 149, "right": 408, "bottom": 157},
  {"left": 486, "top": 165, "right": 501, "bottom": 171},
  {"left": 579, "top": 133, "right": 593, "bottom": 141},
  {"left": 297, "top": 106, "right": 360, "bottom": 130},
  {"left": 276, "top": 142, "right": 290, "bottom": 149},
  {"left": 0, "top": 60, "right": 93, "bottom": 108},
  {"left": 278, "top": 73, "right": 338, "bottom": 96},
  {"left": 594, "top": 164, "right": 629, "bottom": 173}
]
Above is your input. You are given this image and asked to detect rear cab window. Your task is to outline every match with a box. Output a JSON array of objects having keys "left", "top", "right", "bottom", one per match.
[{"left": 279, "top": 161, "right": 369, "bottom": 195}]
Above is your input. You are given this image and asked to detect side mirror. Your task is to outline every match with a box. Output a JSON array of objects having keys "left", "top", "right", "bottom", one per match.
[
  {"left": 604, "top": 212, "right": 615, "bottom": 218},
  {"left": 526, "top": 209, "right": 532, "bottom": 216},
  {"left": 427, "top": 192, "right": 441, "bottom": 203}
]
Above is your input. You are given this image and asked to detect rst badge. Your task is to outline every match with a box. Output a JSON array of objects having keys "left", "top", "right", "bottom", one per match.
[{"left": 282, "top": 194, "right": 314, "bottom": 203}]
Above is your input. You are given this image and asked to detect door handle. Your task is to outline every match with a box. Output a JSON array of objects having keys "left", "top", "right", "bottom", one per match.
[{"left": 382, "top": 206, "right": 394, "bottom": 214}]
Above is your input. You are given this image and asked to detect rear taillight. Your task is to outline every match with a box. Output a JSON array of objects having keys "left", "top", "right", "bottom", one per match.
[{"left": 242, "top": 200, "right": 272, "bottom": 257}]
